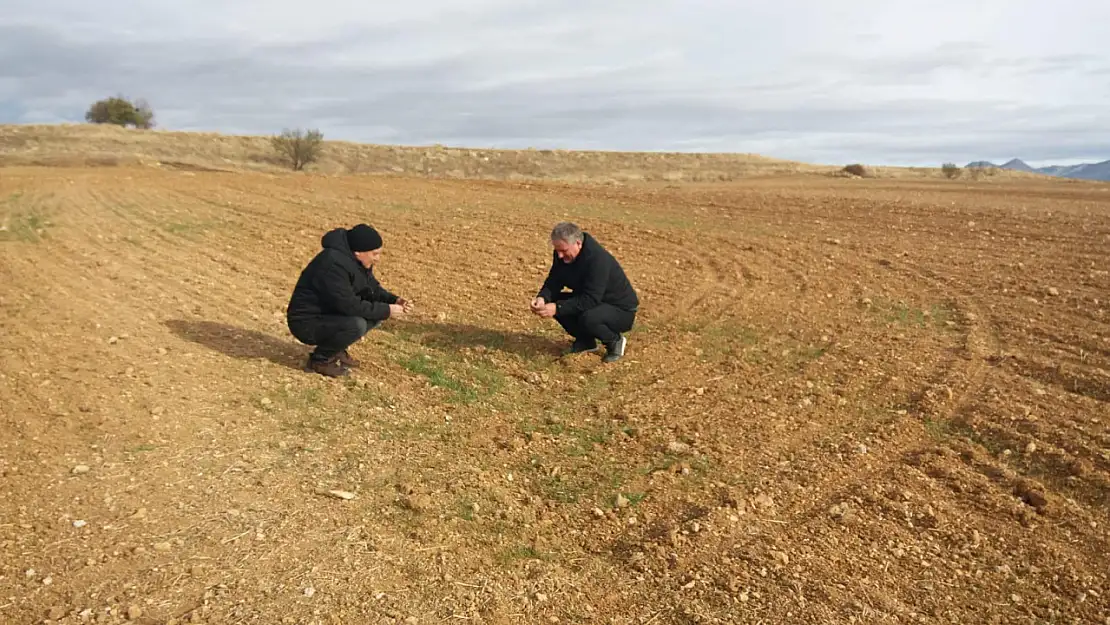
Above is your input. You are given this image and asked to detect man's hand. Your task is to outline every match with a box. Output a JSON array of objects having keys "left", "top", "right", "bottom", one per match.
[
  {"left": 389, "top": 303, "right": 407, "bottom": 317},
  {"left": 530, "top": 297, "right": 546, "bottom": 314},
  {"left": 536, "top": 302, "right": 557, "bottom": 318},
  {"left": 397, "top": 297, "right": 415, "bottom": 313}
]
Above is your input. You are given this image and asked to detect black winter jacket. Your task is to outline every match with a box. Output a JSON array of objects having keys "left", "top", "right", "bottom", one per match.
[
  {"left": 537, "top": 232, "right": 639, "bottom": 315},
  {"left": 286, "top": 228, "right": 398, "bottom": 322}
]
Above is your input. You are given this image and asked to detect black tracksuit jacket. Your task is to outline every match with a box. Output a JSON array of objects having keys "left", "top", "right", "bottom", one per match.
[
  {"left": 286, "top": 228, "right": 398, "bottom": 323},
  {"left": 537, "top": 232, "right": 639, "bottom": 316}
]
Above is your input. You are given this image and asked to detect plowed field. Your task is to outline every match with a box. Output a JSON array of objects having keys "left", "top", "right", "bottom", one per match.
[{"left": 1, "top": 166, "right": 1108, "bottom": 625}]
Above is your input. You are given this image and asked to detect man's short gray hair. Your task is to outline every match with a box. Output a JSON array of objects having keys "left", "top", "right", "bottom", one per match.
[{"left": 551, "top": 222, "right": 583, "bottom": 244}]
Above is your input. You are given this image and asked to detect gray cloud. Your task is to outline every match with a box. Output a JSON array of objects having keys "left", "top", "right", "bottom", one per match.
[{"left": 1, "top": 1, "right": 1108, "bottom": 166}]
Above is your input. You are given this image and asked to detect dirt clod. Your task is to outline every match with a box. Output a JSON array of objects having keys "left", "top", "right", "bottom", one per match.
[
  {"left": 1014, "top": 482, "right": 1049, "bottom": 512},
  {"left": 667, "top": 441, "right": 691, "bottom": 455},
  {"left": 752, "top": 494, "right": 775, "bottom": 510},
  {"left": 401, "top": 494, "right": 432, "bottom": 513}
]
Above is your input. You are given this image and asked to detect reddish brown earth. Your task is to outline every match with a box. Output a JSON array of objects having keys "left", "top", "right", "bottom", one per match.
[{"left": 1, "top": 166, "right": 1108, "bottom": 624}]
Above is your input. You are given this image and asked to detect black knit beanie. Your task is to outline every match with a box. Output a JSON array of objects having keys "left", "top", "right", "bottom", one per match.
[{"left": 346, "top": 224, "right": 382, "bottom": 252}]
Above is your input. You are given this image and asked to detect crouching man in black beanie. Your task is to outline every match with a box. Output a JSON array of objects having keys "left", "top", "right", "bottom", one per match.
[{"left": 286, "top": 224, "right": 413, "bottom": 377}]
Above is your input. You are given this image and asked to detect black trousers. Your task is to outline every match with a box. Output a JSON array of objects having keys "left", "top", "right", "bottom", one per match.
[
  {"left": 553, "top": 294, "right": 636, "bottom": 344},
  {"left": 288, "top": 315, "right": 379, "bottom": 361}
]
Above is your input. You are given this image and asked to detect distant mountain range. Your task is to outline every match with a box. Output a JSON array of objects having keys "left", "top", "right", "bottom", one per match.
[{"left": 965, "top": 158, "right": 1110, "bottom": 181}]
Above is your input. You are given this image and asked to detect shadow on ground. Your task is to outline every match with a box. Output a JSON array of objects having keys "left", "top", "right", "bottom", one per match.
[
  {"left": 163, "top": 319, "right": 306, "bottom": 371},
  {"left": 388, "top": 320, "right": 566, "bottom": 359}
]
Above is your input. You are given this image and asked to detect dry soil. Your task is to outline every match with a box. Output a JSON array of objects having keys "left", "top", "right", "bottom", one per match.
[{"left": 1, "top": 165, "right": 1108, "bottom": 625}]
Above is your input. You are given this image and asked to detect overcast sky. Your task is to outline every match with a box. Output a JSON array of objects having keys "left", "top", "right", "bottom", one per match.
[{"left": 1, "top": 0, "right": 1107, "bottom": 166}]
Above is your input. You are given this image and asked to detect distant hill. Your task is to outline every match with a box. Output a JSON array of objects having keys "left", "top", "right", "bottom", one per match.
[
  {"left": 1034, "top": 161, "right": 1110, "bottom": 181},
  {"left": 1000, "top": 158, "right": 1035, "bottom": 173},
  {"left": 965, "top": 158, "right": 1110, "bottom": 181}
]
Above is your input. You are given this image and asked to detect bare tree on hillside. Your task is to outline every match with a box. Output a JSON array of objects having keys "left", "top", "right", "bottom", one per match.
[{"left": 271, "top": 128, "right": 324, "bottom": 171}]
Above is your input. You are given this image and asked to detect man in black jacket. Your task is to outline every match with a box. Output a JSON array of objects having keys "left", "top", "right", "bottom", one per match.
[
  {"left": 286, "top": 224, "right": 412, "bottom": 377},
  {"left": 531, "top": 222, "right": 639, "bottom": 362}
]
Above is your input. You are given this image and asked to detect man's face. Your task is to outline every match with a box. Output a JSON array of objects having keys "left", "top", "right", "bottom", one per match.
[
  {"left": 552, "top": 238, "right": 582, "bottom": 263},
  {"left": 354, "top": 248, "right": 381, "bottom": 268}
]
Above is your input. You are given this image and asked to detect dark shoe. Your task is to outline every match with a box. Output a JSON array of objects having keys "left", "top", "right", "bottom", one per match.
[
  {"left": 602, "top": 335, "right": 627, "bottom": 363},
  {"left": 564, "top": 339, "right": 600, "bottom": 355},
  {"left": 307, "top": 356, "right": 349, "bottom": 377},
  {"left": 337, "top": 349, "right": 360, "bottom": 368}
]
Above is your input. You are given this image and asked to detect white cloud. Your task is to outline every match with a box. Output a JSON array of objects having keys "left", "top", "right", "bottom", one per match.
[{"left": 1, "top": 0, "right": 1107, "bottom": 165}]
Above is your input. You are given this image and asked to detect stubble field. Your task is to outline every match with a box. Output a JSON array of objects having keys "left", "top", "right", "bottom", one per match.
[{"left": 1, "top": 162, "right": 1108, "bottom": 625}]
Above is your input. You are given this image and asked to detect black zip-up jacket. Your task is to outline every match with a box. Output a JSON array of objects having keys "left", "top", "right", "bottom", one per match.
[
  {"left": 537, "top": 232, "right": 639, "bottom": 315},
  {"left": 286, "top": 228, "right": 398, "bottom": 322}
]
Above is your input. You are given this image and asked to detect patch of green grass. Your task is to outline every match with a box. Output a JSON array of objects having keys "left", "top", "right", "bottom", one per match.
[
  {"left": 285, "top": 414, "right": 332, "bottom": 434},
  {"left": 621, "top": 491, "right": 647, "bottom": 506},
  {"left": 533, "top": 373, "right": 612, "bottom": 424},
  {"left": 127, "top": 444, "right": 157, "bottom": 453},
  {"left": 641, "top": 454, "right": 682, "bottom": 475},
  {"left": 564, "top": 422, "right": 615, "bottom": 457},
  {"left": 163, "top": 220, "right": 219, "bottom": 238},
  {"left": 262, "top": 386, "right": 333, "bottom": 433},
  {"left": 412, "top": 328, "right": 508, "bottom": 352},
  {"left": 266, "top": 386, "right": 324, "bottom": 410},
  {"left": 456, "top": 498, "right": 477, "bottom": 521},
  {"left": 689, "top": 454, "right": 713, "bottom": 475},
  {"left": 782, "top": 341, "right": 830, "bottom": 371},
  {"left": 400, "top": 352, "right": 504, "bottom": 404},
  {"left": 640, "top": 452, "right": 713, "bottom": 479},
  {"left": 372, "top": 417, "right": 448, "bottom": 442},
  {"left": 738, "top": 331, "right": 828, "bottom": 370},
  {"left": 920, "top": 415, "right": 1009, "bottom": 455},
  {"left": 382, "top": 201, "right": 417, "bottom": 214},
  {"left": 386, "top": 341, "right": 510, "bottom": 406},
  {"left": 797, "top": 344, "right": 828, "bottom": 361},
  {"left": 581, "top": 372, "right": 611, "bottom": 394},
  {"left": 497, "top": 545, "right": 549, "bottom": 563},
  {"left": 390, "top": 326, "right": 510, "bottom": 355},
  {"left": 342, "top": 378, "right": 394, "bottom": 407},
  {"left": 872, "top": 299, "right": 956, "bottom": 330},
  {"left": 0, "top": 197, "right": 50, "bottom": 243},
  {"left": 401, "top": 354, "right": 462, "bottom": 392},
  {"left": 679, "top": 321, "right": 761, "bottom": 363},
  {"left": 953, "top": 421, "right": 1007, "bottom": 455},
  {"left": 929, "top": 303, "right": 954, "bottom": 327},
  {"left": 889, "top": 304, "right": 927, "bottom": 326},
  {"left": 923, "top": 417, "right": 954, "bottom": 441},
  {"left": 522, "top": 451, "right": 633, "bottom": 506},
  {"left": 468, "top": 359, "right": 507, "bottom": 396}
]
